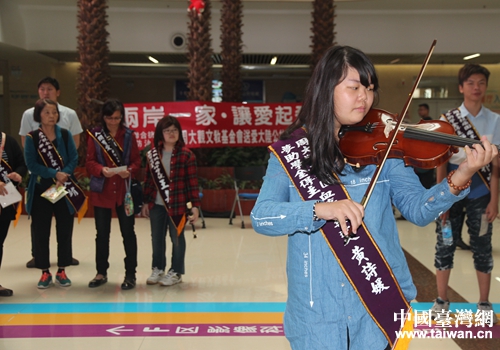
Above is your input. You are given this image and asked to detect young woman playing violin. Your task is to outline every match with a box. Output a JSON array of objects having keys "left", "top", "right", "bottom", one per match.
[{"left": 251, "top": 45, "right": 497, "bottom": 350}]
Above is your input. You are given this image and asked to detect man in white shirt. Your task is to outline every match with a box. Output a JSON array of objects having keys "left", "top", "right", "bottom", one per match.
[
  {"left": 19, "top": 77, "right": 82, "bottom": 148},
  {"left": 19, "top": 77, "right": 83, "bottom": 268},
  {"left": 432, "top": 64, "right": 500, "bottom": 324}
]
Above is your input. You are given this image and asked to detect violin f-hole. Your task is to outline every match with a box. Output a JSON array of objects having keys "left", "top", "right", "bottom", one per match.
[{"left": 373, "top": 139, "right": 399, "bottom": 150}]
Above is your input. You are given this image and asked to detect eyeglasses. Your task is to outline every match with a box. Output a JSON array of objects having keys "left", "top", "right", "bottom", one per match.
[
  {"left": 105, "top": 116, "right": 122, "bottom": 121},
  {"left": 163, "top": 128, "right": 179, "bottom": 134}
]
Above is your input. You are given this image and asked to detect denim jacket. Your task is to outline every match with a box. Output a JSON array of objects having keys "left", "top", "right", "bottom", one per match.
[{"left": 251, "top": 154, "right": 468, "bottom": 350}]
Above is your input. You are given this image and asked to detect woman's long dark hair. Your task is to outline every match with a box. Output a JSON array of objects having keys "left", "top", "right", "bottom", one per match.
[{"left": 281, "top": 45, "right": 379, "bottom": 185}]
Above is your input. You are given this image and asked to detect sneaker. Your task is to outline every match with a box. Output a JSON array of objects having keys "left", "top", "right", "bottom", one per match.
[
  {"left": 430, "top": 297, "right": 450, "bottom": 320},
  {"left": 55, "top": 270, "right": 72, "bottom": 287},
  {"left": 159, "top": 270, "right": 182, "bottom": 286},
  {"left": 477, "top": 301, "right": 498, "bottom": 324},
  {"left": 37, "top": 272, "right": 53, "bottom": 289},
  {"left": 146, "top": 267, "right": 164, "bottom": 285}
]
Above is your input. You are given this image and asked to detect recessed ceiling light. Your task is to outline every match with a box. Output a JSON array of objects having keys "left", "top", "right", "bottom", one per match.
[
  {"left": 148, "top": 56, "right": 159, "bottom": 64},
  {"left": 463, "top": 53, "right": 480, "bottom": 60}
]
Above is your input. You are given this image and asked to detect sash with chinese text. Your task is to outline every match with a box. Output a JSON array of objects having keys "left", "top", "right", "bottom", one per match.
[
  {"left": 87, "top": 128, "right": 124, "bottom": 166},
  {"left": 270, "top": 128, "right": 411, "bottom": 349},
  {"left": 0, "top": 158, "right": 23, "bottom": 226},
  {"left": 443, "top": 108, "right": 491, "bottom": 189},
  {"left": 29, "top": 129, "right": 87, "bottom": 222},
  {"left": 147, "top": 147, "right": 186, "bottom": 237}
]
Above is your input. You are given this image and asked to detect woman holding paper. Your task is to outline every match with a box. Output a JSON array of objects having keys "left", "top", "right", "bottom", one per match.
[
  {"left": 86, "top": 99, "right": 141, "bottom": 290},
  {"left": 0, "top": 132, "right": 27, "bottom": 296},
  {"left": 24, "top": 99, "right": 79, "bottom": 289}
]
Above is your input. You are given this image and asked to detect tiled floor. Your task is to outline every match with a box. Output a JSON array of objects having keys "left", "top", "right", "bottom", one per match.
[{"left": 0, "top": 213, "right": 498, "bottom": 349}]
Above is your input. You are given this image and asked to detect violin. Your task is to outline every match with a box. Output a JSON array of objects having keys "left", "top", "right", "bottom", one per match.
[{"left": 338, "top": 108, "right": 499, "bottom": 170}]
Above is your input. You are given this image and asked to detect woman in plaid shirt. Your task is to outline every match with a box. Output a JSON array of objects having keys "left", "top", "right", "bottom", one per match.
[{"left": 141, "top": 116, "right": 200, "bottom": 286}]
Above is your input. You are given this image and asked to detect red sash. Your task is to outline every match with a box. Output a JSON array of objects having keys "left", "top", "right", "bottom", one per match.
[
  {"left": 31, "top": 128, "right": 87, "bottom": 221},
  {"left": 147, "top": 147, "right": 186, "bottom": 237},
  {"left": 443, "top": 108, "right": 491, "bottom": 189},
  {"left": 270, "top": 128, "right": 412, "bottom": 349}
]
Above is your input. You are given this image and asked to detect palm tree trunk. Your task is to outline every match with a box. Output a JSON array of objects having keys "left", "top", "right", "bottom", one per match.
[
  {"left": 187, "top": 0, "right": 213, "bottom": 101},
  {"left": 311, "top": 0, "right": 336, "bottom": 70},
  {"left": 220, "top": 0, "right": 243, "bottom": 102},
  {"left": 76, "top": 0, "right": 110, "bottom": 163}
]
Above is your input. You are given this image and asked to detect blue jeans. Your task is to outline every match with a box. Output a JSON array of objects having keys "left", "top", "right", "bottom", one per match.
[
  {"left": 94, "top": 205, "right": 137, "bottom": 278},
  {"left": 150, "top": 204, "right": 185, "bottom": 274}
]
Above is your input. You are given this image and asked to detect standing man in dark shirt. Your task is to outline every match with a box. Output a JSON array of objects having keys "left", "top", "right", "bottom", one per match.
[{"left": 417, "top": 103, "right": 432, "bottom": 121}]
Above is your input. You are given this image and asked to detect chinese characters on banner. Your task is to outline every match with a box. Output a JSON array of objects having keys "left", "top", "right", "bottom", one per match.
[{"left": 124, "top": 101, "right": 302, "bottom": 150}]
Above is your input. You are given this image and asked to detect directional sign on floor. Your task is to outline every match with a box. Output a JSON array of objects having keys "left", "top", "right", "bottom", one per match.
[{"left": 0, "top": 324, "right": 284, "bottom": 338}]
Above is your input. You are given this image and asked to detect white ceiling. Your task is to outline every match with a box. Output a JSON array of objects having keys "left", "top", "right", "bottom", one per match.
[
  {"left": 12, "top": 0, "right": 500, "bottom": 10},
  {"left": 2, "top": 0, "right": 500, "bottom": 72}
]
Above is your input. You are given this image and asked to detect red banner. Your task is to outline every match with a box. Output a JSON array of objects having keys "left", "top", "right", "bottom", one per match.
[{"left": 124, "top": 101, "right": 301, "bottom": 149}]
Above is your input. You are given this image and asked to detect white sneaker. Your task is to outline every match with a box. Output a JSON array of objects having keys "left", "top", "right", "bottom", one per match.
[
  {"left": 159, "top": 270, "right": 182, "bottom": 286},
  {"left": 430, "top": 297, "right": 450, "bottom": 320},
  {"left": 477, "top": 301, "right": 498, "bottom": 324},
  {"left": 146, "top": 267, "right": 164, "bottom": 285}
]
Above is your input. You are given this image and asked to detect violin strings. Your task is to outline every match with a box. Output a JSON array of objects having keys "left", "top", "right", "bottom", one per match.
[
  {"left": 366, "top": 123, "right": 465, "bottom": 145},
  {"left": 353, "top": 123, "right": 500, "bottom": 151},
  {"left": 405, "top": 127, "right": 471, "bottom": 145},
  {"left": 404, "top": 127, "right": 482, "bottom": 148}
]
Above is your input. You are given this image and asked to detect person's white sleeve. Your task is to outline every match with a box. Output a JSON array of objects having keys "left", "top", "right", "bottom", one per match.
[
  {"left": 68, "top": 110, "right": 83, "bottom": 135},
  {"left": 19, "top": 109, "right": 34, "bottom": 136}
]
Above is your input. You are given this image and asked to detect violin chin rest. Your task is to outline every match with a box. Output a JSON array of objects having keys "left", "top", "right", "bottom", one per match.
[{"left": 344, "top": 158, "right": 361, "bottom": 168}]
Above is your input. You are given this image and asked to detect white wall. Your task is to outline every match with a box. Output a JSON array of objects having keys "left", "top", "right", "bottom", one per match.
[
  {"left": 336, "top": 10, "right": 500, "bottom": 55},
  {"left": 0, "top": 0, "right": 26, "bottom": 48},
  {"left": 1, "top": 4, "right": 498, "bottom": 55}
]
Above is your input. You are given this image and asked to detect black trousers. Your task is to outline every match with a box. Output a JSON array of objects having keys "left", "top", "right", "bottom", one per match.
[
  {"left": 31, "top": 187, "right": 74, "bottom": 269},
  {"left": 94, "top": 205, "right": 137, "bottom": 278},
  {"left": 0, "top": 218, "right": 12, "bottom": 268}
]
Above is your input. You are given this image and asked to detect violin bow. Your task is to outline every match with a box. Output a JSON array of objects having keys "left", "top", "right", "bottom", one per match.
[{"left": 360, "top": 39, "right": 437, "bottom": 208}]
